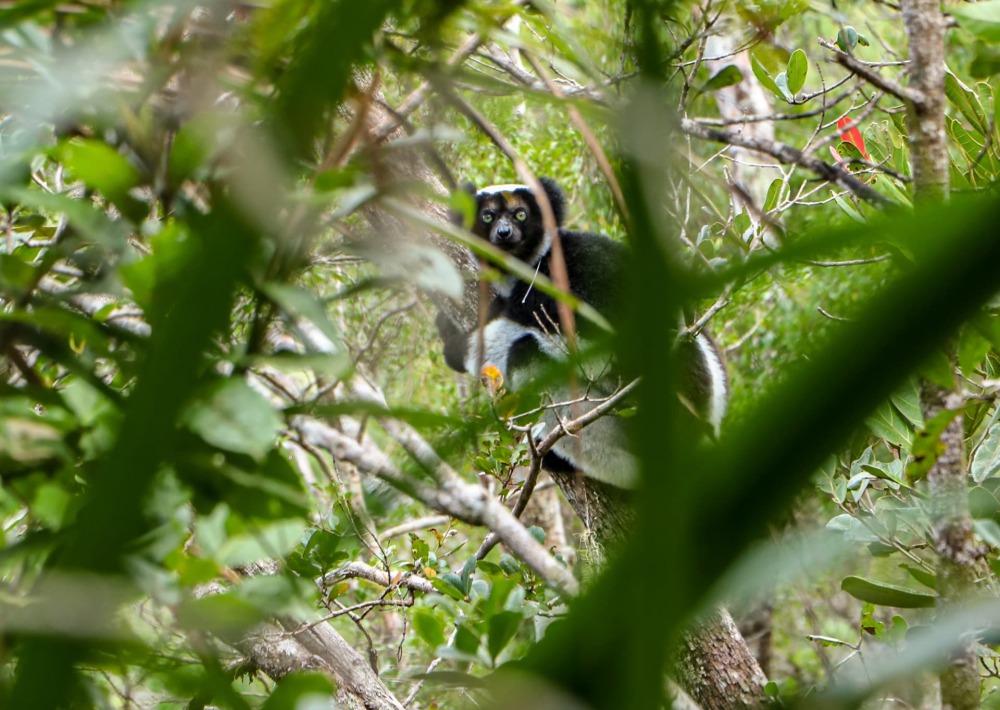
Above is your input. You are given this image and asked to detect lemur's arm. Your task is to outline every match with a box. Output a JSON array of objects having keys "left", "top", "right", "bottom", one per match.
[{"left": 435, "top": 310, "right": 470, "bottom": 373}]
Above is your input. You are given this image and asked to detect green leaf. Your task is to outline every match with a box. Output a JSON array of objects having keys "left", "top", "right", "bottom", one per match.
[
  {"left": 260, "top": 282, "right": 344, "bottom": 350},
  {"left": 899, "top": 563, "right": 937, "bottom": 591},
  {"left": 700, "top": 64, "right": 743, "bottom": 94},
  {"left": 860, "top": 602, "right": 883, "bottom": 635},
  {"left": 260, "top": 673, "right": 336, "bottom": 710},
  {"left": 55, "top": 138, "right": 143, "bottom": 217},
  {"left": 970, "top": 40, "right": 1000, "bottom": 78},
  {"left": 487, "top": 611, "right": 523, "bottom": 662},
  {"left": 453, "top": 623, "right": 480, "bottom": 656},
  {"left": 412, "top": 609, "right": 446, "bottom": 649},
  {"left": 974, "top": 518, "right": 1000, "bottom": 548},
  {"left": 177, "top": 593, "right": 266, "bottom": 637},
  {"left": 786, "top": 49, "right": 808, "bottom": 94},
  {"left": 182, "top": 378, "right": 282, "bottom": 461},
  {"left": 231, "top": 573, "right": 308, "bottom": 616},
  {"left": 442, "top": 572, "right": 468, "bottom": 596},
  {"left": 906, "top": 408, "right": 962, "bottom": 482},
  {"left": 958, "top": 325, "right": 993, "bottom": 373},
  {"left": 973, "top": 423, "right": 1000, "bottom": 482},
  {"left": 889, "top": 379, "right": 924, "bottom": 428},
  {"left": 841, "top": 575, "right": 936, "bottom": 608},
  {"left": 945, "top": 71, "right": 990, "bottom": 135},
  {"left": 762, "top": 178, "right": 783, "bottom": 214},
  {"left": 430, "top": 577, "right": 465, "bottom": 602},
  {"left": 865, "top": 401, "right": 913, "bottom": 447},
  {"left": 217, "top": 520, "right": 307, "bottom": 567},
  {"left": 499, "top": 554, "right": 521, "bottom": 575},
  {"left": 460, "top": 557, "right": 477, "bottom": 590},
  {"left": 774, "top": 71, "right": 793, "bottom": 102},
  {"left": 950, "top": 0, "right": 1000, "bottom": 43},
  {"left": 527, "top": 525, "right": 546, "bottom": 544},
  {"left": 0, "top": 255, "right": 39, "bottom": 294},
  {"left": 32, "top": 483, "right": 72, "bottom": 529},
  {"left": 750, "top": 53, "right": 783, "bottom": 99}
]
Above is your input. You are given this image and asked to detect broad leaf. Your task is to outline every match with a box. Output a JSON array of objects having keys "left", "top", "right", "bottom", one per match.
[
  {"left": 841, "top": 576, "right": 936, "bottom": 608},
  {"left": 786, "top": 49, "right": 808, "bottom": 94},
  {"left": 182, "top": 379, "right": 283, "bottom": 461}
]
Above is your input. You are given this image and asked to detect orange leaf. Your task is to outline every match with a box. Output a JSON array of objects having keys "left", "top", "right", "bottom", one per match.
[{"left": 836, "top": 116, "right": 869, "bottom": 160}]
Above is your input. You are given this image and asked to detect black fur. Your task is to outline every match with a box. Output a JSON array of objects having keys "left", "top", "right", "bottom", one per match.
[
  {"left": 439, "top": 178, "right": 626, "bottom": 372},
  {"left": 436, "top": 178, "right": 727, "bottom": 487}
]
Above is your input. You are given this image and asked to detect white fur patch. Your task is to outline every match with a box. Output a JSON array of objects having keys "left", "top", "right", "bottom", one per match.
[
  {"left": 534, "top": 382, "right": 640, "bottom": 488},
  {"left": 464, "top": 319, "right": 529, "bottom": 376},
  {"left": 465, "top": 318, "right": 566, "bottom": 384},
  {"left": 478, "top": 183, "right": 529, "bottom": 195},
  {"left": 695, "top": 333, "right": 728, "bottom": 435}
]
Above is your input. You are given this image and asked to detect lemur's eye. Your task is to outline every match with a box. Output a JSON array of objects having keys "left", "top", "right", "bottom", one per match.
[
  {"left": 514, "top": 209, "right": 527, "bottom": 221},
  {"left": 481, "top": 211, "right": 494, "bottom": 224}
]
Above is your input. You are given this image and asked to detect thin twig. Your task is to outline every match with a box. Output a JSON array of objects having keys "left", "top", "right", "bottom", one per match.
[
  {"left": 817, "top": 38, "right": 923, "bottom": 107},
  {"left": 680, "top": 117, "right": 893, "bottom": 207}
]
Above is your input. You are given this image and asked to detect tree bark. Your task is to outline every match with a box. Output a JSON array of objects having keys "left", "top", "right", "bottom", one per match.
[
  {"left": 901, "top": 0, "right": 949, "bottom": 203},
  {"left": 550, "top": 471, "right": 768, "bottom": 708},
  {"left": 901, "top": 1, "right": 982, "bottom": 707},
  {"left": 921, "top": 382, "right": 984, "bottom": 710}
]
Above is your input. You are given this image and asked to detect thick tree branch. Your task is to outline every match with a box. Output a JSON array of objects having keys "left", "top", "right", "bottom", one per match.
[{"left": 292, "top": 415, "right": 580, "bottom": 597}]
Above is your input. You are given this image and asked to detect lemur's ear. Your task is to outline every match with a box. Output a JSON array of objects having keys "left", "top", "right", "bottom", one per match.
[
  {"left": 538, "top": 177, "right": 566, "bottom": 227},
  {"left": 450, "top": 182, "right": 479, "bottom": 227}
]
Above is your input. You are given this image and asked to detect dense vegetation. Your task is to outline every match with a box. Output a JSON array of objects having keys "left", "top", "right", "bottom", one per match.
[{"left": 1, "top": 0, "right": 1000, "bottom": 708}]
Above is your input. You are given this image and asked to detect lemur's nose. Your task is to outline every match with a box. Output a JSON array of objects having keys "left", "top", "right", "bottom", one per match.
[{"left": 495, "top": 222, "right": 512, "bottom": 239}]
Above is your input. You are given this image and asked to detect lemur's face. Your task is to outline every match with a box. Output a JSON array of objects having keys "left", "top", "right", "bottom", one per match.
[{"left": 473, "top": 187, "right": 544, "bottom": 261}]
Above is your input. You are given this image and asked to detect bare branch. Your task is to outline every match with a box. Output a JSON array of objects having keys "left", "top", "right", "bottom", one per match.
[
  {"left": 379, "top": 516, "right": 451, "bottom": 541},
  {"left": 323, "top": 561, "right": 436, "bottom": 595},
  {"left": 818, "top": 38, "right": 924, "bottom": 107},
  {"left": 680, "top": 117, "right": 892, "bottom": 207},
  {"left": 292, "top": 415, "right": 580, "bottom": 597}
]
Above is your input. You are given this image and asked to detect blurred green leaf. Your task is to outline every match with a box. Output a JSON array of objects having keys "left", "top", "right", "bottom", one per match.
[
  {"left": 700, "top": 65, "right": 743, "bottom": 94},
  {"left": 973, "top": 423, "right": 1000, "bottom": 483},
  {"left": 55, "top": 138, "right": 141, "bottom": 214},
  {"left": 217, "top": 520, "right": 307, "bottom": 567},
  {"left": 182, "top": 379, "right": 283, "bottom": 461},
  {"left": 177, "top": 593, "right": 266, "bottom": 638},
  {"left": 260, "top": 673, "right": 336, "bottom": 710},
  {"left": 487, "top": 611, "right": 523, "bottom": 662},
  {"left": 841, "top": 576, "right": 936, "bottom": 608},
  {"left": 413, "top": 609, "right": 447, "bottom": 649},
  {"left": 950, "top": 0, "right": 1000, "bottom": 43},
  {"left": 751, "top": 52, "right": 783, "bottom": 100},
  {"left": 945, "top": 71, "right": 990, "bottom": 135}
]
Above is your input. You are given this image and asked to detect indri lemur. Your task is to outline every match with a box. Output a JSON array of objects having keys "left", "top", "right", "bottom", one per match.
[{"left": 436, "top": 178, "right": 727, "bottom": 487}]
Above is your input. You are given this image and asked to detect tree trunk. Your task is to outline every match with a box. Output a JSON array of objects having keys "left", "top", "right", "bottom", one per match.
[
  {"left": 901, "top": 1, "right": 982, "bottom": 707},
  {"left": 550, "top": 471, "right": 768, "bottom": 708},
  {"left": 921, "top": 381, "right": 984, "bottom": 710}
]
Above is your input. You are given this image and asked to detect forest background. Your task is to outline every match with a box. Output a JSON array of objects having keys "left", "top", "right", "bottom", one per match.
[{"left": 2, "top": 0, "right": 1000, "bottom": 708}]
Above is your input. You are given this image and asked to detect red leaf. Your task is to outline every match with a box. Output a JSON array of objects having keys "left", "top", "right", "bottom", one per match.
[{"left": 837, "top": 116, "right": 869, "bottom": 160}]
